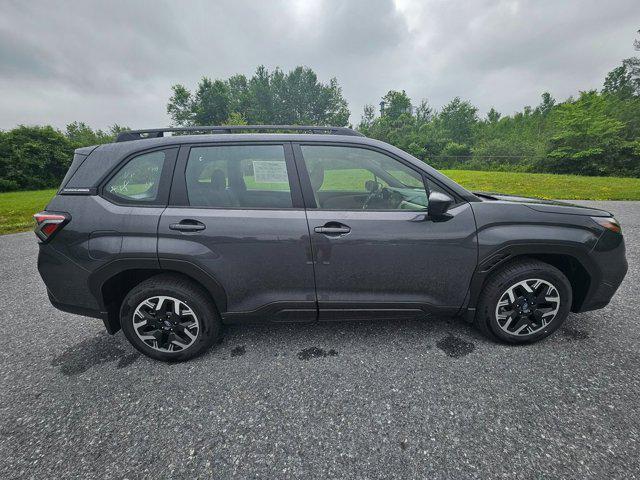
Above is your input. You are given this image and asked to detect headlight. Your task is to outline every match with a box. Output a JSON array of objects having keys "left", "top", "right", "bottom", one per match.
[{"left": 592, "top": 216, "right": 622, "bottom": 234}]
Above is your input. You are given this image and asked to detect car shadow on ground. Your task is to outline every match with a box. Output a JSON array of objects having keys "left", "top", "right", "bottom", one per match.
[{"left": 50, "top": 313, "right": 592, "bottom": 376}]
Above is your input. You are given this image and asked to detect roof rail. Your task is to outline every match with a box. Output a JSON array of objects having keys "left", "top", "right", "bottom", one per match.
[{"left": 115, "top": 125, "right": 364, "bottom": 142}]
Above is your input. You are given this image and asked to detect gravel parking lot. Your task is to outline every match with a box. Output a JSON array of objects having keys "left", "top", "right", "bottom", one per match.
[{"left": 0, "top": 201, "right": 638, "bottom": 479}]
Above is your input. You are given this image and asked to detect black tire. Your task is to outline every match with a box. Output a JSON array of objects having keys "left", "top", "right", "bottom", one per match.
[
  {"left": 475, "top": 259, "right": 572, "bottom": 344},
  {"left": 120, "top": 274, "right": 221, "bottom": 361}
]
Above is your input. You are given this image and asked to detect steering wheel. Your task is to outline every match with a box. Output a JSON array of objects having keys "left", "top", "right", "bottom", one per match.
[{"left": 362, "top": 184, "right": 388, "bottom": 210}]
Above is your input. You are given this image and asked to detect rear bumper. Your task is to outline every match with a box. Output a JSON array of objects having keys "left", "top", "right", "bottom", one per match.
[
  {"left": 38, "top": 244, "right": 121, "bottom": 334},
  {"left": 47, "top": 290, "right": 121, "bottom": 334},
  {"left": 47, "top": 290, "right": 104, "bottom": 319},
  {"left": 38, "top": 243, "right": 98, "bottom": 308}
]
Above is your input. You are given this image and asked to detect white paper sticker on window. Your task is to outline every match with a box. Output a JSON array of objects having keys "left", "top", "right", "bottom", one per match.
[{"left": 252, "top": 160, "right": 288, "bottom": 183}]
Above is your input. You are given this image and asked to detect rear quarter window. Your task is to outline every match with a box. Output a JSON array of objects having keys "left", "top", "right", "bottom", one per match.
[{"left": 104, "top": 151, "right": 166, "bottom": 203}]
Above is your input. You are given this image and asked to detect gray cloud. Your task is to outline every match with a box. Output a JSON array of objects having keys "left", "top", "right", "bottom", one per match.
[{"left": 0, "top": 0, "right": 637, "bottom": 130}]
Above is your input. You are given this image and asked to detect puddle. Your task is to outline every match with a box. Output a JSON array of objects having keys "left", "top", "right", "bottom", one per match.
[
  {"left": 562, "top": 328, "right": 589, "bottom": 340},
  {"left": 297, "top": 347, "right": 338, "bottom": 361},
  {"left": 230, "top": 345, "right": 246, "bottom": 357},
  {"left": 117, "top": 352, "right": 141, "bottom": 368},
  {"left": 51, "top": 333, "right": 139, "bottom": 375},
  {"left": 436, "top": 335, "right": 475, "bottom": 358}
]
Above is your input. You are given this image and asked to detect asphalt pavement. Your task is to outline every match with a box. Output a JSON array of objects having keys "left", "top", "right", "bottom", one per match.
[{"left": 0, "top": 201, "right": 638, "bottom": 479}]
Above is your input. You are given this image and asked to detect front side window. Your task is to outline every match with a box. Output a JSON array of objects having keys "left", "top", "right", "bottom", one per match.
[
  {"left": 300, "top": 145, "right": 428, "bottom": 210},
  {"left": 104, "top": 150, "right": 166, "bottom": 202},
  {"left": 185, "top": 145, "right": 293, "bottom": 208}
]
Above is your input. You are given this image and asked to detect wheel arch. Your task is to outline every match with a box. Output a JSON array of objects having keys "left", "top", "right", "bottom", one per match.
[
  {"left": 89, "top": 259, "right": 228, "bottom": 334},
  {"left": 465, "top": 244, "right": 599, "bottom": 319}
]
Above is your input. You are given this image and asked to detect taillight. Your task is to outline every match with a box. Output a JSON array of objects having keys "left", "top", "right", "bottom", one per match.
[{"left": 33, "top": 212, "right": 69, "bottom": 242}]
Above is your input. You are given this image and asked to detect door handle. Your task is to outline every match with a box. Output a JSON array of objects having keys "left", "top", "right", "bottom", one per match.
[
  {"left": 314, "top": 223, "right": 351, "bottom": 235},
  {"left": 169, "top": 220, "right": 206, "bottom": 232}
]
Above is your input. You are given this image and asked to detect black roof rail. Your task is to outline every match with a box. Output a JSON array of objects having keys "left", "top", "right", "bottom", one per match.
[{"left": 115, "top": 125, "right": 364, "bottom": 142}]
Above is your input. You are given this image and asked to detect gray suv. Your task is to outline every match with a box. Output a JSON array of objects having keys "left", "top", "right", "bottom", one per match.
[{"left": 35, "top": 126, "right": 628, "bottom": 361}]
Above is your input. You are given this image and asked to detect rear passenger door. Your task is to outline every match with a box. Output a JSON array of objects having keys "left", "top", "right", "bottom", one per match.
[{"left": 158, "top": 142, "right": 317, "bottom": 323}]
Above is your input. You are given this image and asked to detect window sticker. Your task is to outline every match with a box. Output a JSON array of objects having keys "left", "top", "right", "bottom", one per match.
[{"left": 252, "top": 160, "right": 289, "bottom": 183}]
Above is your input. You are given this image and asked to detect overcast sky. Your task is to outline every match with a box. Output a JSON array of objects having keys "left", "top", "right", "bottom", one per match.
[{"left": 0, "top": 0, "right": 638, "bottom": 130}]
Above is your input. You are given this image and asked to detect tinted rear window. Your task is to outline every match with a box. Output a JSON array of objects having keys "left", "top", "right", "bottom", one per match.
[
  {"left": 185, "top": 145, "right": 293, "bottom": 209},
  {"left": 104, "top": 151, "right": 166, "bottom": 203}
]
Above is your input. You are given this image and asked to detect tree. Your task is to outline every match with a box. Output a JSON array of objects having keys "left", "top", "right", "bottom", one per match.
[
  {"left": 166, "top": 84, "right": 194, "bottom": 126},
  {"left": 437, "top": 97, "right": 478, "bottom": 145},
  {"left": 194, "top": 78, "right": 231, "bottom": 125},
  {"left": 542, "top": 91, "right": 633, "bottom": 175},
  {"left": 226, "top": 74, "right": 251, "bottom": 119},
  {"left": 224, "top": 112, "right": 248, "bottom": 125},
  {"left": 380, "top": 90, "right": 412, "bottom": 119},
  {"left": 603, "top": 30, "right": 640, "bottom": 98},
  {"left": 602, "top": 60, "right": 640, "bottom": 98},
  {"left": 167, "top": 66, "right": 350, "bottom": 127},
  {"left": 246, "top": 65, "right": 273, "bottom": 124},
  {"left": 536, "top": 92, "right": 556, "bottom": 116},
  {"left": 486, "top": 108, "right": 501, "bottom": 123},
  {"left": 0, "top": 126, "right": 74, "bottom": 191},
  {"left": 64, "top": 122, "right": 124, "bottom": 148},
  {"left": 167, "top": 78, "right": 230, "bottom": 126},
  {"left": 415, "top": 99, "right": 433, "bottom": 123},
  {"left": 359, "top": 104, "right": 376, "bottom": 131}
]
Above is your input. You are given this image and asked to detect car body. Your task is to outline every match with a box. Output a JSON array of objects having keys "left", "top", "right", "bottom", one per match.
[{"left": 35, "top": 126, "right": 628, "bottom": 360}]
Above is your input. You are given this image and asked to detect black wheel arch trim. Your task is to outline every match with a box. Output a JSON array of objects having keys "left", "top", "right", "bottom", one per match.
[
  {"left": 88, "top": 257, "right": 229, "bottom": 317},
  {"left": 462, "top": 242, "right": 601, "bottom": 318}
]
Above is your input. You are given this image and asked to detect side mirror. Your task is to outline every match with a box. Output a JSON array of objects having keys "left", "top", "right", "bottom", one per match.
[{"left": 428, "top": 192, "right": 453, "bottom": 218}]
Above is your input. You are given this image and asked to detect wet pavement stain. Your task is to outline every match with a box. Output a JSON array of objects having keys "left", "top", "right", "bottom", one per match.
[
  {"left": 297, "top": 347, "right": 338, "bottom": 361},
  {"left": 117, "top": 352, "right": 141, "bottom": 368},
  {"left": 230, "top": 345, "right": 246, "bottom": 357},
  {"left": 51, "top": 333, "right": 139, "bottom": 376},
  {"left": 436, "top": 335, "right": 475, "bottom": 358},
  {"left": 562, "top": 328, "right": 589, "bottom": 340}
]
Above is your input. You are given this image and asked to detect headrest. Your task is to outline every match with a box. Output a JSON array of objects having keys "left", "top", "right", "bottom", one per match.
[{"left": 210, "top": 169, "right": 226, "bottom": 191}]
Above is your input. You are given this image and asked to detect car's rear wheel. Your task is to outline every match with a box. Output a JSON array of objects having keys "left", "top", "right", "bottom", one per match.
[
  {"left": 475, "top": 259, "right": 572, "bottom": 343},
  {"left": 120, "top": 274, "right": 221, "bottom": 361}
]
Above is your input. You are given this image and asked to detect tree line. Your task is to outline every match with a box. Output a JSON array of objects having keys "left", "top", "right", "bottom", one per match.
[
  {"left": 1, "top": 32, "right": 638, "bottom": 192},
  {"left": 0, "top": 123, "right": 128, "bottom": 191},
  {"left": 357, "top": 39, "right": 640, "bottom": 177},
  {"left": 359, "top": 84, "right": 640, "bottom": 177}
]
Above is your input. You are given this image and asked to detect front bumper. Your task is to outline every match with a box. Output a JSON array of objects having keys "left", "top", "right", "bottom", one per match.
[{"left": 577, "top": 230, "right": 628, "bottom": 312}]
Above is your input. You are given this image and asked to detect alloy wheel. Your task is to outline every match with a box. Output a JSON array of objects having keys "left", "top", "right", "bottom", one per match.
[
  {"left": 495, "top": 279, "right": 561, "bottom": 337},
  {"left": 132, "top": 296, "right": 200, "bottom": 352}
]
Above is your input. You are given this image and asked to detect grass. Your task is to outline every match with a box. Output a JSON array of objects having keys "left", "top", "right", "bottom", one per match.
[
  {"left": 2, "top": 170, "right": 639, "bottom": 234},
  {"left": 442, "top": 170, "right": 640, "bottom": 201},
  {"left": 0, "top": 189, "right": 57, "bottom": 235}
]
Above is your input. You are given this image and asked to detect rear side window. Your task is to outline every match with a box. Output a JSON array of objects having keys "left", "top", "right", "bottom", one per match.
[
  {"left": 104, "top": 151, "right": 166, "bottom": 203},
  {"left": 185, "top": 145, "right": 293, "bottom": 208}
]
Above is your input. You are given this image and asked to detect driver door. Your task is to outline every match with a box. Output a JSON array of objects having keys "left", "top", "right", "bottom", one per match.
[{"left": 294, "top": 143, "right": 477, "bottom": 320}]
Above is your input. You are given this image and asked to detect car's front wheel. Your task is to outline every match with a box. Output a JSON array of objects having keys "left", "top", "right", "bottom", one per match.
[
  {"left": 120, "top": 274, "right": 221, "bottom": 361},
  {"left": 475, "top": 259, "right": 573, "bottom": 343}
]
